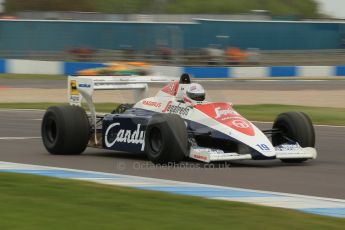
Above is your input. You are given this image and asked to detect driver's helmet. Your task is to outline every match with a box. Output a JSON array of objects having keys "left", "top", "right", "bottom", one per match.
[{"left": 186, "top": 83, "right": 206, "bottom": 101}]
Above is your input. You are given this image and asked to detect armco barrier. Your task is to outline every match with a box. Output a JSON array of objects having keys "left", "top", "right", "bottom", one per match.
[
  {"left": 270, "top": 66, "right": 297, "bottom": 77},
  {"left": 0, "top": 59, "right": 6, "bottom": 73},
  {"left": 299, "top": 66, "right": 333, "bottom": 77},
  {"left": 151, "top": 66, "right": 183, "bottom": 77},
  {"left": 335, "top": 66, "right": 345, "bottom": 76},
  {"left": 183, "top": 67, "right": 230, "bottom": 78},
  {"left": 231, "top": 67, "right": 267, "bottom": 78},
  {"left": 7, "top": 59, "right": 62, "bottom": 75},
  {"left": 2, "top": 59, "right": 345, "bottom": 78}
]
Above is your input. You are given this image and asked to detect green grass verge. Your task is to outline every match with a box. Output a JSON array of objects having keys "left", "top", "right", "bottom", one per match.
[
  {"left": 92, "top": 0, "right": 319, "bottom": 18},
  {"left": 0, "top": 74, "right": 66, "bottom": 80},
  {"left": 5, "top": 0, "right": 319, "bottom": 18},
  {"left": 0, "top": 172, "right": 344, "bottom": 229},
  {"left": 234, "top": 104, "right": 345, "bottom": 126},
  {"left": 0, "top": 103, "right": 344, "bottom": 126}
]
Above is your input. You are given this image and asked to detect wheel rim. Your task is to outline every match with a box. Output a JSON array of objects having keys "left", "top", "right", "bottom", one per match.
[
  {"left": 45, "top": 117, "right": 57, "bottom": 144},
  {"left": 149, "top": 127, "right": 163, "bottom": 153}
]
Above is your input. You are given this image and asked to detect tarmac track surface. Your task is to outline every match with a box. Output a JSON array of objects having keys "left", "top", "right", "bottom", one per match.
[{"left": 0, "top": 109, "right": 344, "bottom": 199}]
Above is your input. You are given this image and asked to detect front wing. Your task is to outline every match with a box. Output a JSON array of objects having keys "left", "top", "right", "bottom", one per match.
[{"left": 189, "top": 144, "right": 317, "bottom": 163}]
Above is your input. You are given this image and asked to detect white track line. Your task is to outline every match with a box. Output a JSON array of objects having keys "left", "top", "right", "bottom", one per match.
[
  {"left": 0, "top": 137, "right": 41, "bottom": 140},
  {"left": 0, "top": 109, "right": 45, "bottom": 112},
  {"left": 312, "top": 124, "right": 345, "bottom": 128},
  {"left": 253, "top": 121, "right": 345, "bottom": 128}
]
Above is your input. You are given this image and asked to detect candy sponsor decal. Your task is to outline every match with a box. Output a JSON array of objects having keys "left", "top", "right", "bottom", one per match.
[{"left": 105, "top": 123, "right": 145, "bottom": 151}]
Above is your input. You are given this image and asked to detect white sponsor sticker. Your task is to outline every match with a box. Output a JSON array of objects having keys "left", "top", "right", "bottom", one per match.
[
  {"left": 275, "top": 144, "right": 302, "bottom": 153},
  {"left": 215, "top": 107, "right": 237, "bottom": 118}
]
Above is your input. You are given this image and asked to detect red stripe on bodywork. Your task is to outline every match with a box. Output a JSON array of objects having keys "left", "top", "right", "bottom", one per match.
[
  {"left": 160, "top": 81, "right": 179, "bottom": 96},
  {"left": 195, "top": 103, "right": 255, "bottom": 136}
]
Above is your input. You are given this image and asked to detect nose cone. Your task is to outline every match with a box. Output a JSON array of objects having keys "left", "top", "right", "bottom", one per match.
[
  {"left": 195, "top": 103, "right": 255, "bottom": 136},
  {"left": 249, "top": 125, "right": 276, "bottom": 158},
  {"left": 195, "top": 102, "right": 276, "bottom": 158}
]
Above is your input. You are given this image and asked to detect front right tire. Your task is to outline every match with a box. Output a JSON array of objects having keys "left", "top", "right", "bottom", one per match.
[{"left": 272, "top": 112, "right": 315, "bottom": 163}]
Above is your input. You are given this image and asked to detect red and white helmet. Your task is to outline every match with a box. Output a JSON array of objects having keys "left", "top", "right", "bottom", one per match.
[{"left": 186, "top": 83, "right": 206, "bottom": 102}]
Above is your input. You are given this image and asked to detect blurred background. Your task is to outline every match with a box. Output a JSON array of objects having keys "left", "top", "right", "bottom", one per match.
[
  {"left": 0, "top": 0, "right": 344, "bottom": 67},
  {"left": 1, "top": 2, "right": 345, "bottom": 226}
]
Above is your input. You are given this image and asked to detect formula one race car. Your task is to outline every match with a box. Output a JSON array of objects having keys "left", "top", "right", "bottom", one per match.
[{"left": 41, "top": 74, "right": 317, "bottom": 164}]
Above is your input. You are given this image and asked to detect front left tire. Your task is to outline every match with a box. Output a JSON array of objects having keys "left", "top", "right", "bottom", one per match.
[{"left": 145, "top": 114, "right": 189, "bottom": 164}]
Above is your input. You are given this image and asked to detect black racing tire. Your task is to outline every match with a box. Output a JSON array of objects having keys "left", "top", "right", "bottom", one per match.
[
  {"left": 145, "top": 114, "right": 189, "bottom": 164},
  {"left": 41, "top": 105, "right": 90, "bottom": 155},
  {"left": 272, "top": 112, "right": 315, "bottom": 163}
]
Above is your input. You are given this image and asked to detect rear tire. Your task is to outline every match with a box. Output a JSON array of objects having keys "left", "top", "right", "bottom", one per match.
[
  {"left": 272, "top": 112, "right": 315, "bottom": 163},
  {"left": 41, "top": 105, "right": 90, "bottom": 155},
  {"left": 145, "top": 114, "right": 189, "bottom": 164}
]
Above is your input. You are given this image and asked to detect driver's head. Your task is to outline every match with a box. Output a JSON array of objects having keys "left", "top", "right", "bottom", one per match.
[{"left": 186, "top": 83, "right": 205, "bottom": 101}]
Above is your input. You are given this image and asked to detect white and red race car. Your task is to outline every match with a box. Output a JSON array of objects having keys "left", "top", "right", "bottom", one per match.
[{"left": 41, "top": 74, "right": 317, "bottom": 164}]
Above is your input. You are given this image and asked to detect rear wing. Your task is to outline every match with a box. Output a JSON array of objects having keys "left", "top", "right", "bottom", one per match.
[
  {"left": 68, "top": 75, "right": 176, "bottom": 107},
  {"left": 68, "top": 75, "right": 176, "bottom": 144}
]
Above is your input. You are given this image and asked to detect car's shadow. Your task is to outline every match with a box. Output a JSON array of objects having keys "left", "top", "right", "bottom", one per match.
[{"left": 82, "top": 149, "right": 315, "bottom": 168}]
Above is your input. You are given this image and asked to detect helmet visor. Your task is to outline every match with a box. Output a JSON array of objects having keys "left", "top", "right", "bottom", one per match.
[{"left": 186, "top": 91, "right": 205, "bottom": 101}]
